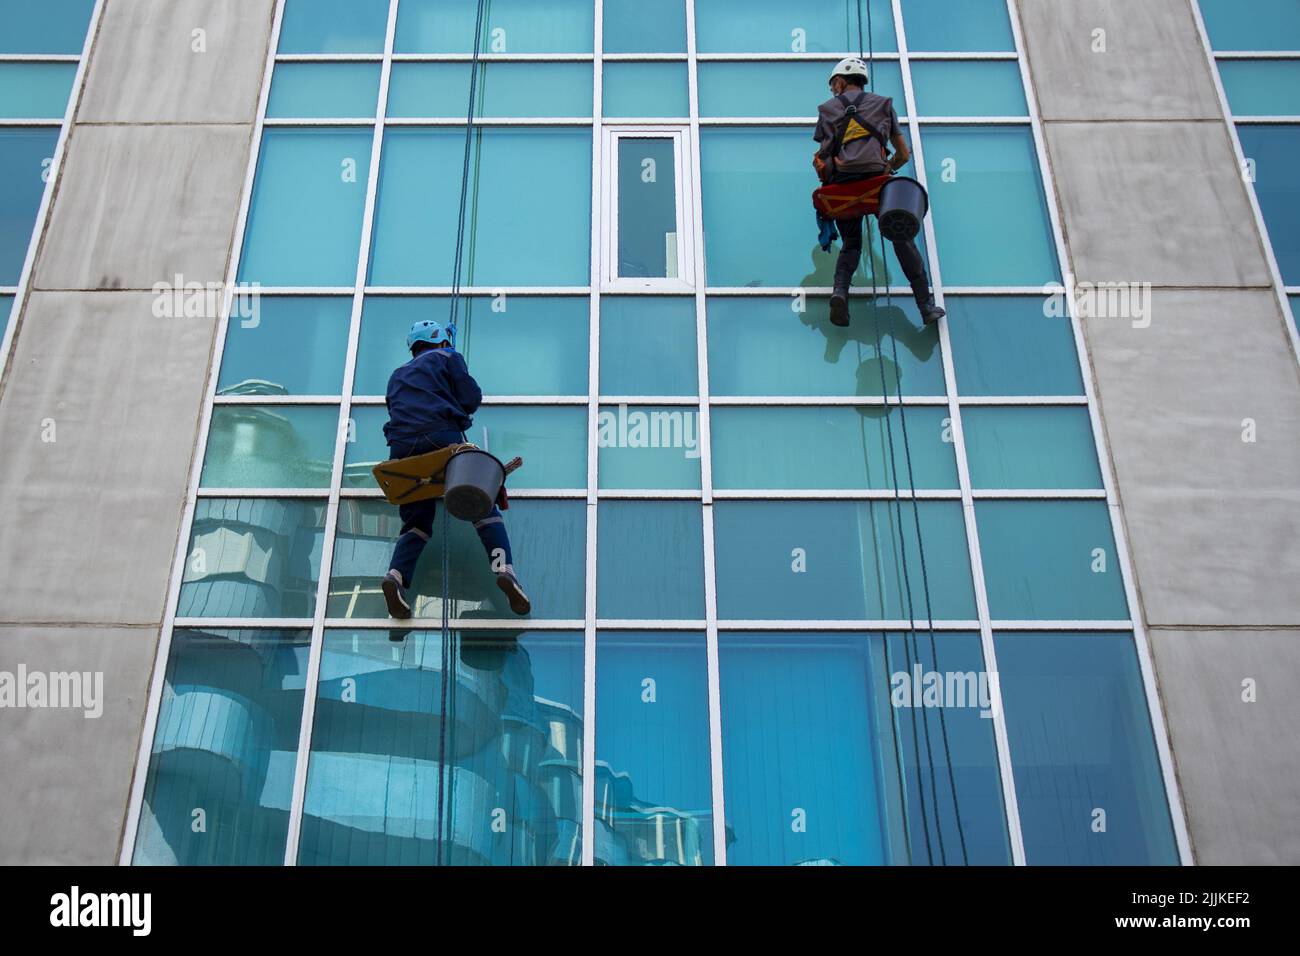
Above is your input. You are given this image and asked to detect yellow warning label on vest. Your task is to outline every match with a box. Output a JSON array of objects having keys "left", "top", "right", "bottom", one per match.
[{"left": 842, "top": 118, "right": 871, "bottom": 144}]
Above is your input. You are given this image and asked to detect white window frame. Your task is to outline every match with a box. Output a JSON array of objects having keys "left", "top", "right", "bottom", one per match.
[{"left": 600, "top": 125, "right": 696, "bottom": 291}]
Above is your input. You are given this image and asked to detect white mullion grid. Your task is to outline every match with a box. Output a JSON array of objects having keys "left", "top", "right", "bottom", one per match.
[
  {"left": 581, "top": 0, "right": 603, "bottom": 869},
  {"left": 1191, "top": 1, "right": 1300, "bottom": 374},
  {"left": 0, "top": 0, "right": 104, "bottom": 399},
  {"left": 341, "top": 487, "right": 587, "bottom": 499},
  {"left": 117, "top": 0, "right": 281, "bottom": 866},
  {"left": 364, "top": 285, "right": 591, "bottom": 294},
  {"left": 281, "top": 0, "right": 401, "bottom": 867},
  {"left": 390, "top": 52, "right": 595, "bottom": 62},
  {"left": 264, "top": 117, "right": 378, "bottom": 127},
  {"left": 274, "top": 53, "right": 384, "bottom": 63},
  {"left": 0, "top": 53, "right": 83, "bottom": 62},
  {"left": 709, "top": 394, "right": 948, "bottom": 406},
  {"left": 386, "top": 116, "right": 592, "bottom": 125},
  {"left": 1221, "top": 115, "right": 1300, "bottom": 123},
  {"left": 893, "top": 0, "right": 1027, "bottom": 865},
  {"left": 694, "top": 117, "right": 1025, "bottom": 126},
  {"left": 1212, "top": 50, "right": 1300, "bottom": 58},
  {"left": 684, "top": 0, "right": 728, "bottom": 870},
  {"left": 1012, "top": 0, "right": 1194, "bottom": 864}
]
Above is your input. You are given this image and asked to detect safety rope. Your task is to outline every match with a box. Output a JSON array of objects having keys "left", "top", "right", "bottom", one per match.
[{"left": 856, "top": 0, "right": 969, "bottom": 865}]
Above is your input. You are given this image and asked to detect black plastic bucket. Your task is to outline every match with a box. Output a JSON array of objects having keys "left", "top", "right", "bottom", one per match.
[
  {"left": 443, "top": 449, "right": 506, "bottom": 522},
  {"left": 877, "top": 176, "right": 929, "bottom": 242}
]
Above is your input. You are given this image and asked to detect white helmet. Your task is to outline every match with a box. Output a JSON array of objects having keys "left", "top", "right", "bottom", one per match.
[{"left": 830, "top": 56, "right": 870, "bottom": 84}]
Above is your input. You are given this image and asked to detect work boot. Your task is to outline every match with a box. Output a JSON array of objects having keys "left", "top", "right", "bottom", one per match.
[
  {"left": 496, "top": 568, "right": 532, "bottom": 616},
  {"left": 381, "top": 569, "right": 412, "bottom": 620},
  {"left": 917, "top": 296, "right": 946, "bottom": 326},
  {"left": 829, "top": 288, "right": 851, "bottom": 327}
]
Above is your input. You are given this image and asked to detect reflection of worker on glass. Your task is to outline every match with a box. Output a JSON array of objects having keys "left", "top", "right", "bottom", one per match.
[
  {"left": 379, "top": 319, "right": 530, "bottom": 620},
  {"left": 814, "top": 57, "right": 945, "bottom": 328}
]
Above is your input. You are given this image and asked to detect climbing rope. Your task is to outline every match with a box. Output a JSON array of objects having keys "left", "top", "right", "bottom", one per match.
[{"left": 855, "top": 0, "right": 969, "bottom": 865}]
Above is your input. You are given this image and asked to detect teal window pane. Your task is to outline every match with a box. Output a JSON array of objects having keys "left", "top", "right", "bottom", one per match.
[
  {"left": 0, "top": 296, "right": 12, "bottom": 342},
  {"left": 178, "top": 499, "right": 327, "bottom": 618},
  {"left": 963, "top": 407, "right": 1102, "bottom": 490},
  {"left": 0, "top": 62, "right": 77, "bottom": 119},
  {"left": 720, "top": 632, "right": 1011, "bottom": 865},
  {"left": 1238, "top": 124, "right": 1300, "bottom": 284},
  {"left": 600, "top": 296, "right": 698, "bottom": 396},
  {"left": 711, "top": 406, "right": 958, "bottom": 490},
  {"left": 910, "top": 61, "right": 1027, "bottom": 117},
  {"left": 354, "top": 296, "right": 588, "bottom": 397},
  {"left": 218, "top": 297, "right": 352, "bottom": 397},
  {"left": 1200, "top": 0, "right": 1300, "bottom": 51},
  {"left": 131, "top": 629, "right": 311, "bottom": 865},
  {"left": 597, "top": 502, "right": 705, "bottom": 619},
  {"left": 344, "top": 405, "right": 587, "bottom": 490},
  {"left": 714, "top": 500, "right": 977, "bottom": 620},
  {"left": 0, "top": 0, "right": 95, "bottom": 54},
  {"left": 921, "top": 126, "right": 1060, "bottom": 286},
  {"left": 707, "top": 296, "right": 946, "bottom": 398},
  {"left": 996, "top": 632, "right": 1179, "bottom": 864},
  {"left": 946, "top": 296, "right": 1083, "bottom": 396},
  {"left": 0, "top": 128, "right": 58, "bottom": 284},
  {"left": 604, "top": 0, "right": 686, "bottom": 53},
  {"left": 596, "top": 633, "right": 713, "bottom": 864},
  {"left": 602, "top": 63, "right": 689, "bottom": 118},
  {"left": 701, "top": 128, "right": 922, "bottom": 287},
  {"left": 387, "top": 62, "right": 592, "bottom": 118},
  {"left": 902, "top": 0, "right": 1014, "bottom": 52},
  {"left": 1219, "top": 61, "right": 1300, "bottom": 116},
  {"left": 328, "top": 499, "right": 586, "bottom": 620},
  {"left": 267, "top": 63, "right": 381, "bottom": 119},
  {"left": 698, "top": 61, "right": 905, "bottom": 118},
  {"left": 617, "top": 138, "right": 679, "bottom": 280},
  {"left": 396, "top": 0, "right": 593, "bottom": 53},
  {"left": 696, "top": 0, "right": 896, "bottom": 53},
  {"left": 300, "top": 629, "right": 584, "bottom": 865},
  {"left": 598, "top": 404, "right": 702, "bottom": 489},
  {"left": 202, "top": 406, "right": 339, "bottom": 489},
  {"left": 279, "top": 0, "right": 389, "bottom": 53},
  {"left": 1290, "top": 295, "right": 1299, "bottom": 337},
  {"left": 239, "top": 128, "right": 373, "bottom": 286},
  {"left": 369, "top": 127, "right": 591, "bottom": 286},
  {"left": 976, "top": 500, "right": 1128, "bottom": 620}
]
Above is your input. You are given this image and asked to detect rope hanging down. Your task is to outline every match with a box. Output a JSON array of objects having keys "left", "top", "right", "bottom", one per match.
[{"left": 855, "top": 0, "right": 969, "bottom": 866}]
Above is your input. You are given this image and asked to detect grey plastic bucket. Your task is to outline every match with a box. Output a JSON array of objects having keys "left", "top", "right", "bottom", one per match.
[
  {"left": 444, "top": 449, "right": 506, "bottom": 522},
  {"left": 877, "top": 176, "right": 929, "bottom": 242}
]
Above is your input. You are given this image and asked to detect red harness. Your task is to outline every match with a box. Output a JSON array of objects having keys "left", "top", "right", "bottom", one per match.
[{"left": 812, "top": 172, "right": 892, "bottom": 220}]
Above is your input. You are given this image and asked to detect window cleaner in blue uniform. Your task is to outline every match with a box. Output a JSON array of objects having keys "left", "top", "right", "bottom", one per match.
[
  {"left": 813, "top": 57, "right": 945, "bottom": 328},
  {"left": 379, "top": 319, "right": 531, "bottom": 619}
]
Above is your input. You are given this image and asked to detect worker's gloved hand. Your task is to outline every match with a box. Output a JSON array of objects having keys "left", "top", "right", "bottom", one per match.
[{"left": 813, "top": 153, "right": 827, "bottom": 179}]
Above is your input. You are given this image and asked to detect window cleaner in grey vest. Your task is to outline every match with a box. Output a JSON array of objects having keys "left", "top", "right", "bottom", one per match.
[{"left": 814, "top": 57, "right": 945, "bottom": 327}]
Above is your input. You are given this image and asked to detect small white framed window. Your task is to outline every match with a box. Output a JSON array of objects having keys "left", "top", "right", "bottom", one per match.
[{"left": 601, "top": 125, "right": 696, "bottom": 291}]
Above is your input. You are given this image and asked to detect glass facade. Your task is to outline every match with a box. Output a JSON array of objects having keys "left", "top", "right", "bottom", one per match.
[{"left": 131, "top": 0, "right": 1179, "bottom": 866}]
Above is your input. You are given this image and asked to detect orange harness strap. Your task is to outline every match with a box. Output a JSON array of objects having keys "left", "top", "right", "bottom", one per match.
[{"left": 812, "top": 172, "right": 892, "bottom": 220}]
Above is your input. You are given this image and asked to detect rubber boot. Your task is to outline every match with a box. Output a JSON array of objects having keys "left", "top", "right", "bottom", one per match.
[
  {"left": 917, "top": 295, "right": 946, "bottom": 326},
  {"left": 829, "top": 285, "right": 851, "bottom": 327}
]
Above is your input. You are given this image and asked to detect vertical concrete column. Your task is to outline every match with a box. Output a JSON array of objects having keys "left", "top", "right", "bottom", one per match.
[
  {"left": 0, "top": 0, "right": 275, "bottom": 864},
  {"left": 1015, "top": 0, "right": 1300, "bottom": 863}
]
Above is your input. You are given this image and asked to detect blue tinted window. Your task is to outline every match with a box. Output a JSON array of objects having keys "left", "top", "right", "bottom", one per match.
[
  {"left": 698, "top": 61, "right": 905, "bottom": 117},
  {"left": 696, "top": 0, "right": 896, "bottom": 53},
  {"left": 353, "top": 296, "right": 589, "bottom": 397},
  {"left": 202, "top": 405, "right": 339, "bottom": 489},
  {"left": 597, "top": 502, "right": 705, "bottom": 620},
  {"left": 300, "top": 630, "right": 584, "bottom": 865},
  {"left": 1200, "top": 0, "right": 1300, "bottom": 51},
  {"left": 945, "top": 296, "right": 1083, "bottom": 396},
  {"left": 178, "top": 499, "right": 327, "bottom": 619},
  {"left": 279, "top": 0, "right": 389, "bottom": 53},
  {"left": 604, "top": 0, "right": 686, "bottom": 52},
  {"left": 597, "top": 405, "right": 702, "bottom": 489},
  {"left": 596, "top": 633, "right": 713, "bottom": 864},
  {"left": 387, "top": 63, "right": 592, "bottom": 118},
  {"left": 328, "top": 499, "right": 586, "bottom": 620},
  {"left": 603, "top": 63, "right": 689, "bottom": 118},
  {"left": 996, "top": 632, "right": 1179, "bottom": 864},
  {"left": 267, "top": 63, "right": 381, "bottom": 119},
  {"left": 600, "top": 296, "right": 697, "bottom": 397},
  {"left": 396, "top": 0, "right": 593, "bottom": 53},
  {"left": 1289, "top": 295, "right": 1299, "bottom": 336},
  {"left": 977, "top": 500, "right": 1128, "bottom": 620},
  {"left": 239, "top": 128, "right": 373, "bottom": 286},
  {"left": 902, "top": 0, "right": 1014, "bottom": 52},
  {"left": 922, "top": 126, "right": 1060, "bottom": 286},
  {"left": 1238, "top": 124, "right": 1300, "bottom": 284},
  {"left": 369, "top": 127, "right": 591, "bottom": 287},
  {"left": 132, "top": 629, "right": 311, "bottom": 865},
  {"left": 1218, "top": 60, "right": 1300, "bottom": 116},
  {"left": 218, "top": 297, "right": 352, "bottom": 397},
  {"left": 711, "top": 406, "right": 958, "bottom": 490},
  {"left": 720, "top": 632, "right": 1010, "bottom": 865},
  {"left": 0, "top": 128, "right": 58, "bottom": 285},
  {"left": 963, "top": 406, "right": 1102, "bottom": 489},
  {"left": 910, "top": 61, "right": 1027, "bottom": 116},
  {"left": 714, "top": 500, "right": 977, "bottom": 621},
  {"left": 0, "top": 62, "right": 77, "bottom": 119},
  {"left": 707, "top": 296, "right": 946, "bottom": 398},
  {"left": 0, "top": 296, "right": 13, "bottom": 342},
  {"left": 0, "top": 0, "right": 96, "bottom": 54}
]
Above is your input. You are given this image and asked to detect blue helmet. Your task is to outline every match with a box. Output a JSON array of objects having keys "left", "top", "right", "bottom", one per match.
[{"left": 407, "top": 319, "right": 456, "bottom": 351}]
